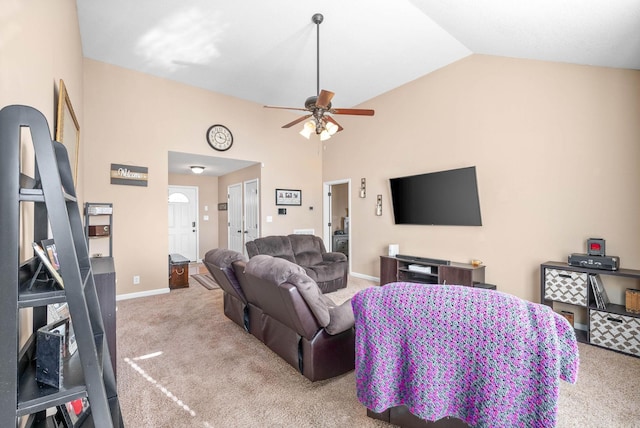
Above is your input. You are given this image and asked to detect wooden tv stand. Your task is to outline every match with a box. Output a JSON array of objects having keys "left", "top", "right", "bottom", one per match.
[{"left": 380, "top": 255, "right": 485, "bottom": 287}]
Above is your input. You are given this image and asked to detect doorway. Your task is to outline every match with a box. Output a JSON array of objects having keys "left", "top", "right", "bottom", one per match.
[
  {"left": 323, "top": 179, "right": 351, "bottom": 272},
  {"left": 168, "top": 185, "right": 199, "bottom": 261}
]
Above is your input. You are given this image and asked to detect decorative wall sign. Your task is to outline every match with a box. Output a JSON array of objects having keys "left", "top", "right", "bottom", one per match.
[
  {"left": 276, "top": 189, "right": 301, "bottom": 206},
  {"left": 110, "top": 163, "right": 148, "bottom": 187},
  {"left": 218, "top": 203, "right": 228, "bottom": 211}
]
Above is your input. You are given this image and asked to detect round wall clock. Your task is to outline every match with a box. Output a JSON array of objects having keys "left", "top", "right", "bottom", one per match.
[{"left": 206, "top": 124, "right": 233, "bottom": 151}]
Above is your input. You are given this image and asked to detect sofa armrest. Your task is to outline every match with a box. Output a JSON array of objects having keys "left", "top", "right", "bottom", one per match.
[
  {"left": 325, "top": 299, "right": 355, "bottom": 335},
  {"left": 322, "top": 252, "right": 347, "bottom": 263}
]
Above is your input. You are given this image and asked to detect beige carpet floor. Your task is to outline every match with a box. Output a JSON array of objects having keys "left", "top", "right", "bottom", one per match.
[{"left": 116, "top": 277, "right": 640, "bottom": 427}]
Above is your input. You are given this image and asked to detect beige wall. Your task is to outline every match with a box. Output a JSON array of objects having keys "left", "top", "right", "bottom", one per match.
[
  {"left": 4, "top": 5, "right": 639, "bottom": 307},
  {"left": 1, "top": 0, "right": 83, "bottom": 349},
  {"left": 1, "top": 0, "right": 84, "bottom": 203},
  {"left": 168, "top": 173, "right": 219, "bottom": 259},
  {"left": 83, "top": 60, "right": 323, "bottom": 296},
  {"left": 323, "top": 55, "right": 640, "bottom": 303}
]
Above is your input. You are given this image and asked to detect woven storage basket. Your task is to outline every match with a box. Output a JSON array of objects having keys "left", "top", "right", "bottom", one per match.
[{"left": 625, "top": 288, "right": 640, "bottom": 314}]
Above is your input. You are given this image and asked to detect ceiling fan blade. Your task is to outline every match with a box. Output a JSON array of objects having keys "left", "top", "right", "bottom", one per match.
[
  {"left": 331, "top": 108, "right": 375, "bottom": 116},
  {"left": 316, "top": 90, "right": 335, "bottom": 109},
  {"left": 264, "top": 105, "right": 309, "bottom": 112},
  {"left": 324, "top": 116, "right": 344, "bottom": 132},
  {"left": 282, "top": 114, "right": 312, "bottom": 128}
]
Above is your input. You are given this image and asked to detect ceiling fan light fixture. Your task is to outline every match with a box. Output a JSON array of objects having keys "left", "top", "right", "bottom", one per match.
[
  {"left": 325, "top": 121, "right": 339, "bottom": 136},
  {"left": 320, "top": 129, "right": 332, "bottom": 141},
  {"left": 190, "top": 166, "right": 205, "bottom": 174},
  {"left": 299, "top": 119, "right": 315, "bottom": 139}
]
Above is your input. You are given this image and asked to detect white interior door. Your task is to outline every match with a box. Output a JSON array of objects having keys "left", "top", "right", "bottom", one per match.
[
  {"left": 168, "top": 185, "right": 198, "bottom": 261},
  {"left": 244, "top": 179, "right": 260, "bottom": 249},
  {"left": 228, "top": 183, "right": 243, "bottom": 253}
]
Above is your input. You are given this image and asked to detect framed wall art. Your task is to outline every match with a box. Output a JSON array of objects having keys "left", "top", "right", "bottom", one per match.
[
  {"left": 55, "top": 79, "right": 80, "bottom": 185},
  {"left": 275, "top": 189, "right": 301, "bottom": 206}
]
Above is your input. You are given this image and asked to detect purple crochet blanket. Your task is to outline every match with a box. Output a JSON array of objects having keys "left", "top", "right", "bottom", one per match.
[{"left": 352, "top": 282, "right": 579, "bottom": 428}]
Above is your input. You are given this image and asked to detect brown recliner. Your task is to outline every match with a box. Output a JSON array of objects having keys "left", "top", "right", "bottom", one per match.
[
  {"left": 245, "top": 234, "right": 348, "bottom": 293},
  {"left": 237, "top": 254, "right": 355, "bottom": 381},
  {"left": 202, "top": 248, "right": 249, "bottom": 330}
]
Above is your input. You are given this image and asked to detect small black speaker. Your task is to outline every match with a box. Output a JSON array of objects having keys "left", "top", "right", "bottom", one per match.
[{"left": 587, "top": 238, "right": 605, "bottom": 256}]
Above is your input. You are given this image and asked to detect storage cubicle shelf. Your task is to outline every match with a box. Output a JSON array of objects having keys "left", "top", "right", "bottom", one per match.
[{"left": 541, "top": 261, "right": 640, "bottom": 357}]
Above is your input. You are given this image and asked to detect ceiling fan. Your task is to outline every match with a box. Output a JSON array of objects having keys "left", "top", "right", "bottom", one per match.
[{"left": 264, "top": 13, "right": 375, "bottom": 141}]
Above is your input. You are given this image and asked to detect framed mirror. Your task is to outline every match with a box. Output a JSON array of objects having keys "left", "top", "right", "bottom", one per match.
[{"left": 55, "top": 79, "right": 80, "bottom": 184}]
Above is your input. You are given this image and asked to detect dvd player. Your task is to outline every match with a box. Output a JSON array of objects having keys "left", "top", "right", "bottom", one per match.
[
  {"left": 568, "top": 253, "right": 619, "bottom": 271},
  {"left": 395, "top": 254, "right": 451, "bottom": 265}
]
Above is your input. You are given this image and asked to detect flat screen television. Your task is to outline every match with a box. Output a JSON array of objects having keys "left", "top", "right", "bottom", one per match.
[{"left": 389, "top": 166, "right": 482, "bottom": 226}]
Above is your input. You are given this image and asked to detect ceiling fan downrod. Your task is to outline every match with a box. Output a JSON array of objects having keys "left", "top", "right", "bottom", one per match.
[{"left": 312, "top": 13, "right": 323, "bottom": 97}]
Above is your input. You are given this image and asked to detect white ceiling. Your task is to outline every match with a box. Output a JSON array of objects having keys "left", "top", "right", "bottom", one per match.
[{"left": 77, "top": 0, "right": 640, "bottom": 174}]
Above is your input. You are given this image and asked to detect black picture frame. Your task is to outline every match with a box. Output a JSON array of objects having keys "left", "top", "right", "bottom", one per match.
[
  {"left": 275, "top": 189, "right": 301, "bottom": 206},
  {"left": 32, "top": 242, "right": 64, "bottom": 287}
]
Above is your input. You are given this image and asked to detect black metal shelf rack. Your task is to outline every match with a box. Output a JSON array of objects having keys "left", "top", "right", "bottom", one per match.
[{"left": 0, "top": 105, "right": 123, "bottom": 427}]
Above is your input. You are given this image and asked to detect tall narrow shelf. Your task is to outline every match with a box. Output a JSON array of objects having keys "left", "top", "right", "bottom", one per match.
[
  {"left": 0, "top": 105, "right": 123, "bottom": 427},
  {"left": 84, "top": 202, "right": 113, "bottom": 258}
]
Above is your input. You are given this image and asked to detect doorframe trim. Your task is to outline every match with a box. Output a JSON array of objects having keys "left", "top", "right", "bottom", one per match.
[{"left": 323, "top": 178, "right": 351, "bottom": 275}]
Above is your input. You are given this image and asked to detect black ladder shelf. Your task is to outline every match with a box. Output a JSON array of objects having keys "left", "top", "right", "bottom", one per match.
[{"left": 0, "top": 105, "right": 123, "bottom": 427}]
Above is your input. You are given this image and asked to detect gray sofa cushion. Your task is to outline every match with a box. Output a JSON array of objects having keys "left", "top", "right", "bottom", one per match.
[
  {"left": 205, "top": 248, "right": 247, "bottom": 269},
  {"left": 203, "top": 248, "right": 248, "bottom": 299},
  {"left": 245, "top": 255, "right": 332, "bottom": 327},
  {"left": 245, "top": 254, "right": 305, "bottom": 283},
  {"left": 288, "top": 234, "right": 324, "bottom": 266},
  {"left": 326, "top": 299, "right": 355, "bottom": 335},
  {"left": 246, "top": 236, "right": 296, "bottom": 263}
]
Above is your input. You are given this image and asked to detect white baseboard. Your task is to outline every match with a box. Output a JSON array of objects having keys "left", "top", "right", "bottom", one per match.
[
  {"left": 350, "top": 271, "right": 380, "bottom": 284},
  {"left": 116, "top": 287, "right": 170, "bottom": 301}
]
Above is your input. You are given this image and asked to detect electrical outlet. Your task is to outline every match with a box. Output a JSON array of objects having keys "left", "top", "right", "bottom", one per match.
[{"left": 133, "top": 275, "right": 140, "bottom": 285}]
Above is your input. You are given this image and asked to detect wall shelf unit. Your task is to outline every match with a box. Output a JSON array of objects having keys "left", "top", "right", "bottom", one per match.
[{"left": 84, "top": 202, "right": 113, "bottom": 258}]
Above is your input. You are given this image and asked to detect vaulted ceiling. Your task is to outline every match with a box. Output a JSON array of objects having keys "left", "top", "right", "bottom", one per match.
[
  {"left": 78, "top": 0, "right": 640, "bottom": 110},
  {"left": 77, "top": 1, "right": 640, "bottom": 176}
]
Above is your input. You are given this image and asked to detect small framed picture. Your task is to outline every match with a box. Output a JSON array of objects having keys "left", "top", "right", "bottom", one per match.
[
  {"left": 218, "top": 202, "right": 228, "bottom": 211},
  {"left": 32, "top": 242, "right": 64, "bottom": 287},
  {"left": 41, "top": 238, "right": 60, "bottom": 270},
  {"left": 276, "top": 189, "right": 301, "bottom": 206},
  {"left": 48, "top": 303, "right": 77, "bottom": 356}
]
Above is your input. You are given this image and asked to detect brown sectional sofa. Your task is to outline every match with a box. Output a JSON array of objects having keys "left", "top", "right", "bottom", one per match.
[
  {"left": 245, "top": 234, "right": 348, "bottom": 293},
  {"left": 203, "top": 248, "right": 355, "bottom": 382}
]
